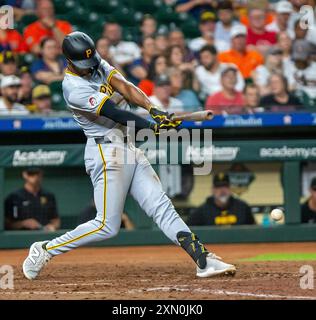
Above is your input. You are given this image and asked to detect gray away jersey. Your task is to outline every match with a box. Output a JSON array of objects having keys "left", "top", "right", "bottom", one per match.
[{"left": 62, "top": 59, "right": 129, "bottom": 138}]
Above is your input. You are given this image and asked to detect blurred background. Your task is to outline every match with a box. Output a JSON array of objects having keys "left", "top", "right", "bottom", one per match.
[{"left": 1, "top": 0, "right": 316, "bottom": 247}]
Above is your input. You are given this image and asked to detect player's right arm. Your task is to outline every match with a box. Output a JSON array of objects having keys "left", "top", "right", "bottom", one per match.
[{"left": 67, "top": 87, "right": 158, "bottom": 132}]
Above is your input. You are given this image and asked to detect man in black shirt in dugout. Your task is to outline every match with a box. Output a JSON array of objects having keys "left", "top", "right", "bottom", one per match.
[
  {"left": 301, "top": 177, "right": 316, "bottom": 224},
  {"left": 4, "top": 168, "right": 60, "bottom": 231},
  {"left": 188, "top": 172, "right": 255, "bottom": 226}
]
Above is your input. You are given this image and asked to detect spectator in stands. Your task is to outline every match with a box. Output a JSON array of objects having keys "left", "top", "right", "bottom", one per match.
[
  {"left": 0, "top": 75, "right": 29, "bottom": 115},
  {"left": 293, "top": 18, "right": 316, "bottom": 48},
  {"left": 149, "top": 74, "right": 184, "bottom": 113},
  {"left": 140, "top": 14, "right": 157, "bottom": 39},
  {"left": 168, "top": 67, "right": 200, "bottom": 111},
  {"left": 18, "top": 66, "right": 33, "bottom": 107},
  {"left": 128, "top": 36, "right": 156, "bottom": 84},
  {"left": 155, "top": 32, "right": 169, "bottom": 56},
  {"left": 239, "top": 0, "right": 274, "bottom": 28},
  {"left": 31, "top": 84, "right": 52, "bottom": 114},
  {"left": 214, "top": 1, "right": 241, "bottom": 52},
  {"left": 0, "top": 51, "right": 18, "bottom": 78},
  {"left": 285, "top": 39, "right": 316, "bottom": 101},
  {"left": 288, "top": 0, "right": 309, "bottom": 30},
  {"left": 96, "top": 37, "right": 118, "bottom": 69},
  {"left": 138, "top": 55, "right": 168, "bottom": 96},
  {"left": 219, "top": 24, "right": 264, "bottom": 79},
  {"left": 175, "top": 0, "right": 216, "bottom": 20},
  {"left": 260, "top": 73, "right": 303, "bottom": 112},
  {"left": 78, "top": 199, "right": 135, "bottom": 229},
  {"left": 187, "top": 172, "right": 254, "bottom": 226},
  {"left": 168, "top": 29, "right": 195, "bottom": 62},
  {"left": 0, "top": 15, "right": 27, "bottom": 53},
  {"left": 4, "top": 167, "right": 60, "bottom": 231},
  {"left": 293, "top": 18, "right": 308, "bottom": 41},
  {"left": 243, "top": 83, "right": 263, "bottom": 114},
  {"left": 103, "top": 22, "right": 141, "bottom": 68},
  {"left": 189, "top": 11, "right": 218, "bottom": 53},
  {"left": 167, "top": 45, "right": 197, "bottom": 75},
  {"left": 266, "top": 1, "right": 294, "bottom": 35},
  {"left": 31, "top": 38, "right": 66, "bottom": 85},
  {"left": 195, "top": 45, "right": 244, "bottom": 100},
  {"left": 205, "top": 67, "right": 244, "bottom": 114},
  {"left": 5, "top": 0, "right": 36, "bottom": 22},
  {"left": 301, "top": 177, "right": 316, "bottom": 223},
  {"left": 23, "top": 0, "right": 72, "bottom": 54},
  {"left": 253, "top": 47, "right": 290, "bottom": 96},
  {"left": 246, "top": 8, "right": 277, "bottom": 55},
  {"left": 278, "top": 31, "right": 293, "bottom": 66}
]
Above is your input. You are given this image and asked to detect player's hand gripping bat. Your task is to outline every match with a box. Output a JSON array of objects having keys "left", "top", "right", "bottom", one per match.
[{"left": 170, "top": 110, "right": 214, "bottom": 122}]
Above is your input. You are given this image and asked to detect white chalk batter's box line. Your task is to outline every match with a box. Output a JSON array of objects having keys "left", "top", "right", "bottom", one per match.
[{"left": 2, "top": 285, "right": 316, "bottom": 300}]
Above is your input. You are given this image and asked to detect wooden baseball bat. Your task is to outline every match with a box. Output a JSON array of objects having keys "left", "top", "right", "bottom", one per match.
[{"left": 170, "top": 110, "right": 214, "bottom": 121}]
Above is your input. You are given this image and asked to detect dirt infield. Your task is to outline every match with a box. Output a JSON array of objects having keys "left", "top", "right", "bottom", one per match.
[{"left": 0, "top": 242, "right": 315, "bottom": 300}]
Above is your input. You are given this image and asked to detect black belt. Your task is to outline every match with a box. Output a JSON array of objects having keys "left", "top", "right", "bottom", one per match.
[{"left": 94, "top": 136, "right": 129, "bottom": 144}]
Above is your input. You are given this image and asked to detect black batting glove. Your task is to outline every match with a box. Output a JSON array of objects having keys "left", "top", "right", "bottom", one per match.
[{"left": 149, "top": 106, "right": 172, "bottom": 124}]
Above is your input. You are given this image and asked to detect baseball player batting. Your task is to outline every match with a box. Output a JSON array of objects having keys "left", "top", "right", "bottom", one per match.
[{"left": 22, "top": 32, "right": 236, "bottom": 279}]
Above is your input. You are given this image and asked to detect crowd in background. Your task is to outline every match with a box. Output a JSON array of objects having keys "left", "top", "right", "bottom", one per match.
[{"left": 0, "top": 0, "right": 316, "bottom": 116}]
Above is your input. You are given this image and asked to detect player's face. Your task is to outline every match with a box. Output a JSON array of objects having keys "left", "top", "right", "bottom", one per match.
[{"left": 69, "top": 63, "right": 94, "bottom": 77}]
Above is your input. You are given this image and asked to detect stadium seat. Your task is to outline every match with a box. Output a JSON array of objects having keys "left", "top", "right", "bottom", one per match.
[
  {"left": 54, "top": 0, "right": 76, "bottom": 15},
  {"left": 49, "top": 81, "right": 66, "bottom": 111},
  {"left": 67, "top": 7, "right": 87, "bottom": 26},
  {"left": 154, "top": 5, "right": 181, "bottom": 25},
  {"left": 16, "top": 14, "right": 37, "bottom": 33},
  {"left": 131, "top": 0, "right": 161, "bottom": 14},
  {"left": 111, "top": 7, "right": 137, "bottom": 27},
  {"left": 180, "top": 20, "right": 200, "bottom": 39},
  {"left": 86, "top": 0, "right": 120, "bottom": 14},
  {"left": 18, "top": 54, "right": 36, "bottom": 67}
]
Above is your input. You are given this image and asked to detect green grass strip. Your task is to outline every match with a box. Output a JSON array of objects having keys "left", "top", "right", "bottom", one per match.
[{"left": 241, "top": 253, "right": 316, "bottom": 262}]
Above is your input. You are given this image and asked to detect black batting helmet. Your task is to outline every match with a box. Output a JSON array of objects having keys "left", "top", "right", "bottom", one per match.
[{"left": 62, "top": 31, "right": 101, "bottom": 69}]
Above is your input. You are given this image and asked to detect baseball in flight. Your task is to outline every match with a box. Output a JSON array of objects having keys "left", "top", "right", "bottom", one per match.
[{"left": 270, "top": 208, "right": 284, "bottom": 221}]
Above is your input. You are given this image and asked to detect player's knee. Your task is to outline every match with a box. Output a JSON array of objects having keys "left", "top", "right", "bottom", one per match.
[{"left": 99, "top": 223, "right": 120, "bottom": 239}]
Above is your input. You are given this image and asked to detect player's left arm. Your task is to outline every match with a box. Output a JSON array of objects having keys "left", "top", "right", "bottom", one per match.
[{"left": 109, "top": 72, "right": 177, "bottom": 124}]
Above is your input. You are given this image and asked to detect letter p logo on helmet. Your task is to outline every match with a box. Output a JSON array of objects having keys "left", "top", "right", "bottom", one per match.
[{"left": 86, "top": 49, "right": 92, "bottom": 58}]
